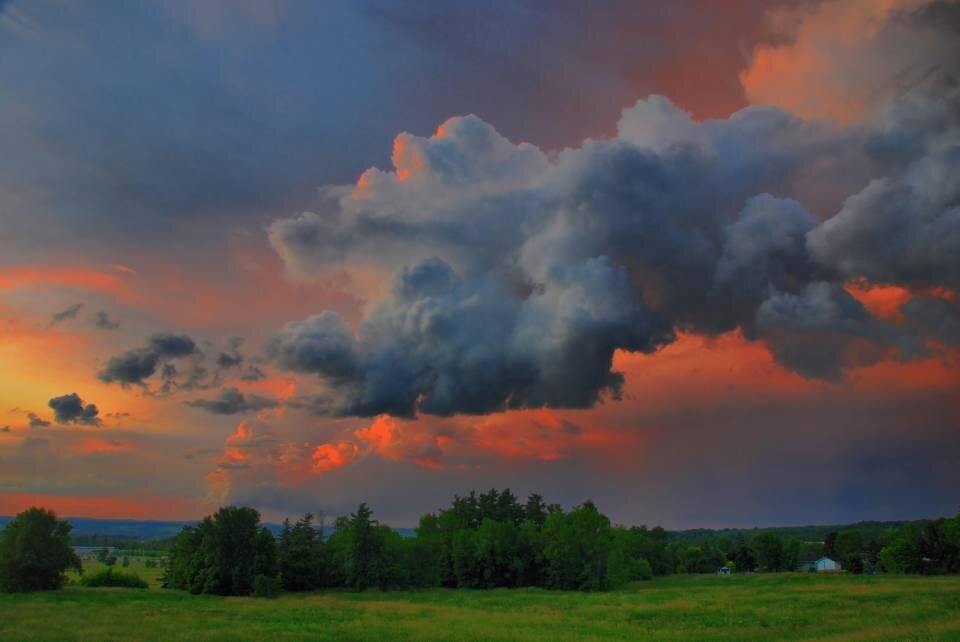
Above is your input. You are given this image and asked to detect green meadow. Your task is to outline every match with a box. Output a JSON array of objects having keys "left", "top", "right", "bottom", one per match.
[{"left": 1, "top": 563, "right": 959, "bottom": 641}]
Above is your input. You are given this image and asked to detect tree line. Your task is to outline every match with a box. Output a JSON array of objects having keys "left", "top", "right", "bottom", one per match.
[
  {"left": 2, "top": 495, "right": 958, "bottom": 594},
  {"left": 159, "top": 491, "right": 960, "bottom": 596}
]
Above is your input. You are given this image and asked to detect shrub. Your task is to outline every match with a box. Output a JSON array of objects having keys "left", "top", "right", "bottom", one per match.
[
  {"left": 80, "top": 568, "right": 148, "bottom": 589},
  {"left": 253, "top": 574, "right": 281, "bottom": 598},
  {"left": 635, "top": 558, "right": 654, "bottom": 581}
]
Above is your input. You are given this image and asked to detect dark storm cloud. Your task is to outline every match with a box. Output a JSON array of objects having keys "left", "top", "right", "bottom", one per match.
[
  {"left": 48, "top": 392, "right": 100, "bottom": 426},
  {"left": 27, "top": 412, "right": 50, "bottom": 428},
  {"left": 239, "top": 365, "right": 266, "bottom": 382},
  {"left": 754, "top": 282, "right": 914, "bottom": 380},
  {"left": 901, "top": 296, "right": 960, "bottom": 347},
  {"left": 808, "top": 106, "right": 960, "bottom": 291},
  {"left": 93, "top": 311, "right": 120, "bottom": 330},
  {"left": 48, "top": 303, "right": 84, "bottom": 327},
  {"left": 215, "top": 337, "right": 246, "bottom": 369},
  {"left": 98, "top": 333, "right": 197, "bottom": 387},
  {"left": 264, "top": 100, "right": 902, "bottom": 416},
  {"left": 266, "top": 3, "right": 959, "bottom": 418},
  {"left": 185, "top": 387, "right": 279, "bottom": 415}
]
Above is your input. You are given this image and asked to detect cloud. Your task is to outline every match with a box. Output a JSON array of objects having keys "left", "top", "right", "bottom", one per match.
[
  {"left": 48, "top": 393, "right": 100, "bottom": 426},
  {"left": 185, "top": 387, "right": 279, "bottom": 415},
  {"left": 48, "top": 303, "right": 84, "bottom": 327},
  {"left": 740, "top": 0, "right": 960, "bottom": 123},
  {"left": 901, "top": 295, "right": 960, "bottom": 347},
  {"left": 266, "top": 70, "right": 960, "bottom": 418},
  {"left": 215, "top": 337, "right": 245, "bottom": 369},
  {"left": 93, "top": 311, "right": 120, "bottom": 330},
  {"left": 27, "top": 413, "right": 50, "bottom": 428},
  {"left": 239, "top": 365, "right": 266, "bottom": 382},
  {"left": 807, "top": 109, "right": 960, "bottom": 291},
  {"left": 98, "top": 333, "right": 198, "bottom": 388},
  {"left": 264, "top": 312, "right": 360, "bottom": 385},
  {"left": 311, "top": 441, "right": 360, "bottom": 474}
]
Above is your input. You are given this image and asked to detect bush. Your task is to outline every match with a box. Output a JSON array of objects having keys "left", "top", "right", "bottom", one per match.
[
  {"left": 635, "top": 558, "right": 654, "bottom": 581},
  {"left": 253, "top": 574, "right": 281, "bottom": 598},
  {"left": 80, "top": 568, "right": 148, "bottom": 589}
]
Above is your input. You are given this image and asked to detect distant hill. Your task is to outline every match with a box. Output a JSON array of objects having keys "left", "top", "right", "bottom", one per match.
[
  {"left": 667, "top": 520, "right": 923, "bottom": 543},
  {"left": 0, "top": 515, "right": 416, "bottom": 542},
  {"left": 0, "top": 515, "right": 932, "bottom": 546}
]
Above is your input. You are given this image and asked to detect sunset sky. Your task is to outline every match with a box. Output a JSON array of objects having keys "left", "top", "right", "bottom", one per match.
[{"left": 1, "top": 0, "right": 958, "bottom": 529}]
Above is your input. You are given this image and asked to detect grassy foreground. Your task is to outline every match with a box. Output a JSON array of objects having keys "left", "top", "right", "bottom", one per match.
[{"left": 1, "top": 568, "right": 959, "bottom": 641}]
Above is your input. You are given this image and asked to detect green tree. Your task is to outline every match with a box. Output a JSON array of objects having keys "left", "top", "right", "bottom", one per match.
[
  {"left": 782, "top": 537, "right": 802, "bottom": 572},
  {"left": 542, "top": 501, "right": 612, "bottom": 590},
  {"left": 733, "top": 535, "right": 756, "bottom": 572},
  {"left": 835, "top": 530, "right": 864, "bottom": 574},
  {"left": 341, "top": 503, "right": 387, "bottom": 590},
  {"left": 161, "top": 506, "right": 277, "bottom": 596},
  {"left": 475, "top": 518, "right": 521, "bottom": 587},
  {"left": 751, "top": 531, "right": 784, "bottom": 572},
  {"left": 278, "top": 514, "right": 323, "bottom": 591},
  {"left": 0, "top": 507, "right": 82, "bottom": 592}
]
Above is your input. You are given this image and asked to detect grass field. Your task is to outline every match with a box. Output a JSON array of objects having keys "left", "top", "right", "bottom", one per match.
[{"left": 2, "top": 563, "right": 959, "bottom": 641}]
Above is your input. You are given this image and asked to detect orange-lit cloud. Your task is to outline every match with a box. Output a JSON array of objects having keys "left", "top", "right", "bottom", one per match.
[
  {"left": 311, "top": 440, "right": 359, "bottom": 473},
  {"left": 392, "top": 133, "right": 427, "bottom": 182},
  {"left": 740, "top": 0, "right": 926, "bottom": 123},
  {"left": 0, "top": 266, "right": 140, "bottom": 303},
  {"left": 68, "top": 438, "right": 136, "bottom": 455}
]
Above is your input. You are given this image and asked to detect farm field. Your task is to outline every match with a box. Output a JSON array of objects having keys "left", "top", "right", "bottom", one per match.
[{"left": 1, "top": 570, "right": 959, "bottom": 641}]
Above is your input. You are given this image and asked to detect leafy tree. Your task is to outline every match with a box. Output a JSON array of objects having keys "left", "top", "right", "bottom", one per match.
[
  {"left": 542, "top": 501, "right": 612, "bottom": 590},
  {"left": 475, "top": 518, "right": 521, "bottom": 587},
  {"left": 782, "top": 537, "right": 802, "bottom": 572},
  {"left": 733, "top": 535, "right": 756, "bottom": 572},
  {"left": 451, "top": 528, "right": 481, "bottom": 588},
  {"left": 677, "top": 545, "right": 704, "bottom": 574},
  {"left": 162, "top": 506, "right": 277, "bottom": 596},
  {"left": 0, "top": 507, "right": 82, "bottom": 592},
  {"left": 835, "top": 530, "right": 864, "bottom": 574},
  {"left": 751, "top": 531, "right": 784, "bottom": 572},
  {"left": 409, "top": 513, "right": 443, "bottom": 587}
]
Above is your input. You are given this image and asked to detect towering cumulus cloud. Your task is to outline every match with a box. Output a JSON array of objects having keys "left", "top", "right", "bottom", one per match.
[{"left": 267, "top": 0, "right": 959, "bottom": 417}]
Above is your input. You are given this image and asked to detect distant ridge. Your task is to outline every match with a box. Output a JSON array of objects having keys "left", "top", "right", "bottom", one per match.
[{"left": 0, "top": 515, "right": 416, "bottom": 540}]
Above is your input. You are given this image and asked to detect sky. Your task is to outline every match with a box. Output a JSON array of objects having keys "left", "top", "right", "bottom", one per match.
[{"left": 1, "top": 0, "right": 958, "bottom": 529}]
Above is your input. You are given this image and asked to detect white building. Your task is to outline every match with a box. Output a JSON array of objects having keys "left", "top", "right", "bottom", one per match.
[{"left": 813, "top": 557, "right": 841, "bottom": 571}]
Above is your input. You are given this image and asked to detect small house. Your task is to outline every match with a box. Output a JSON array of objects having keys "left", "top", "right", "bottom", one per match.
[{"left": 813, "top": 557, "right": 841, "bottom": 571}]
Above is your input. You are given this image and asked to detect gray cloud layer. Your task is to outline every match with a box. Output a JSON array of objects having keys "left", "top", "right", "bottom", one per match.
[{"left": 185, "top": 387, "right": 279, "bottom": 415}]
